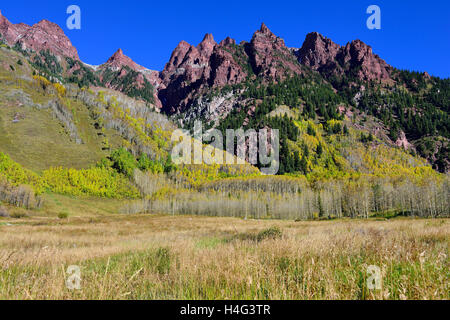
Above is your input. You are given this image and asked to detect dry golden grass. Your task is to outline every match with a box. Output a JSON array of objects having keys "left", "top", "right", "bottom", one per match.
[{"left": 0, "top": 213, "right": 448, "bottom": 300}]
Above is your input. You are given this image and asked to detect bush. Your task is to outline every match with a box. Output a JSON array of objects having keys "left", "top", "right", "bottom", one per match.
[
  {"left": 257, "top": 226, "right": 283, "bottom": 241},
  {"left": 58, "top": 211, "right": 69, "bottom": 219},
  {"left": 307, "top": 124, "right": 316, "bottom": 136},
  {"left": 0, "top": 205, "right": 9, "bottom": 218},
  {"left": 10, "top": 212, "right": 27, "bottom": 219},
  {"left": 110, "top": 148, "right": 137, "bottom": 177},
  {"left": 137, "top": 154, "right": 163, "bottom": 173},
  {"left": 230, "top": 226, "right": 283, "bottom": 242},
  {"left": 163, "top": 156, "right": 177, "bottom": 173},
  {"left": 52, "top": 83, "right": 66, "bottom": 97}
]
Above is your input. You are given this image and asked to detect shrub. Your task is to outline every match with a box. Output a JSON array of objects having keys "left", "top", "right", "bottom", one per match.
[
  {"left": 307, "top": 124, "right": 316, "bottom": 136},
  {"left": 110, "top": 148, "right": 137, "bottom": 177},
  {"left": 230, "top": 226, "right": 283, "bottom": 242},
  {"left": 58, "top": 211, "right": 69, "bottom": 219},
  {"left": 53, "top": 83, "right": 66, "bottom": 97},
  {"left": 10, "top": 212, "right": 27, "bottom": 219},
  {"left": 257, "top": 226, "right": 283, "bottom": 241},
  {"left": 137, "top": 154, "right": 150, "bottom": 171},
  {"left": 33, "top": 75, "right": 51, "bottom": 90},
  {"left": 97, "top": 157, "right": 113, "bottom": 169},
  {"left": 0, "top": 205, "right": 9, "bottom": 218},
  {"left": 163, "top": 156, "right": 177, "bottom": 173}
]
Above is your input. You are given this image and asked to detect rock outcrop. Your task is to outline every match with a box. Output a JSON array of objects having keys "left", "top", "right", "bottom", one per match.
[
  {"left": 336, "top": 40, "right": 392, "bottom": 81},
  {"left": 159, "top": 33, "right": 246, "bottom": 113},
  {"left": 0, "top": 10, "right": 22, "bottom": 44},
  {"left": 209, "top": 37, "right": 248, "bottom": 86},
  {"left": 103, "top": 48, "right": 146, "bottom": 72},
  {"left": 159, "top": 23, "right": 305, "bottom": 114},
  {"left": 395, "top": 130, "right": 412, "bottom": 150},
  {"left": 248, "top": 23, "right": 302, "bottom": 80},
  {"left": 99, "top": 49, "right": 162, "bottom": 108},
  {"left": 297, "top": 32, "right": 392, "bottom": 81},
  {"left": 0, "top": 10, "right": 78, "bottom": 59},
  {"left": 297, "top": 32, "right": 340, "bottom": 71}
]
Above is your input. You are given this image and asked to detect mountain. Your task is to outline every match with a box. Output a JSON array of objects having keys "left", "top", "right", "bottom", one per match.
[
  {"left": 158, "top": 34, "right": 220, "bottom": 113},
  {"left": 97, "top": 48, "right": 162, "bottom": 108},
  {"left": 154, "top": 24, "right": 448, "bottom": 173},
  {"left": 103, "top": 48, "right": 146, "bottom": 72},
  {"left": 0, "top": 10, "right": 78, "bottom": 59},
  {"left": 158, "top": 23, "right": 304, "bottom": 115},
  {"left": 0, "top": 11, "right": 448, "bottom": 173}
]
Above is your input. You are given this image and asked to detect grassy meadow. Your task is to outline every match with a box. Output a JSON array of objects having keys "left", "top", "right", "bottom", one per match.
[
  {"left": 0, "top": 204, "right": 448, "bottom": 300},
  {"left": 0, "top": 46, "right": 448, "bottom": 301}
]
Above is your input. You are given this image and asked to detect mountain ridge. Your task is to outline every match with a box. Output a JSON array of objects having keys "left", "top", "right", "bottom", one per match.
[
  {"left": 0, "top": 12, "right": 448, "bottom": 172},
  {"left": 0, "top": 10, "right": 79, "bottom": 59},
  {"left": 0, "top": 11, "right": 398, "bottom": 103}
]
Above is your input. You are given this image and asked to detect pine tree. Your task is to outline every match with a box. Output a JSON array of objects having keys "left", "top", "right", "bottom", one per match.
[{"left": 317, "top": 143, "right": 323, "bottom": 157}]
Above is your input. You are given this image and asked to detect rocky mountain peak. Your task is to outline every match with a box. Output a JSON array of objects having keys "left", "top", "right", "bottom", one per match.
[
  {"left": 104, "top": 48, "right": 145, "bottom": 71},
  {"left": 249, "top": 23, "right": 302, "bottom": 80},
  {"left": 219, "top": 37, "right": 236, "bottom": 47},
  {"left": 252, "top": 22, "right": 279, "bottom": 43},
  {"left": 163, "top": 40, "right": 194, "bottom": 74},
  {"left": 343, "top": 40, "right": 374, "bottom": 62},
  {"left": 114, "top": 48, "right": 124, "bottom": 56},
  {"left": 259, "top": 23, "right": 272, "bottom": 35},
  {"left": 0, "top": 12, "right": 78, "bottom": 59},
  {"left": 336, "top": 39, "right": 392, "bottom": 81},
  {"left": 34, "top": 19, "right": 62, "bottom": 33},
  {"left": 199, "top": 33, "right": 215, "bottom": 45},
  {"left": 298, "top": 32, "right": 341, "bottom": 69},
  {"left": 197, "top": 33, "right": 217, "bottom": 57},
  {"left": 298, "top": 32, "right": 392, "bottom": 81}
]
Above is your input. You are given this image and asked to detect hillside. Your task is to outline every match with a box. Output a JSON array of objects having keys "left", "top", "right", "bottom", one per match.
[
  {"left": 1, "top": 11, "right": 448, "bottom": 170},
  {"left": 0, "top": 12, "right": 447, "bottom": 221},
  {"left": 156, "top": 24, "right": 449, "bottom": 173}
]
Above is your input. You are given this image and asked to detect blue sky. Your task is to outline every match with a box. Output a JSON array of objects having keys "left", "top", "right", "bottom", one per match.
[{"left": 1, "top": 1, "right": 449, "bottom": 77}]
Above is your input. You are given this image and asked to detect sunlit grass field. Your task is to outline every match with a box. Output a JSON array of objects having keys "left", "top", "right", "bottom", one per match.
[{"left": 0, "top": 206, "right": 448, "bottom": 300}]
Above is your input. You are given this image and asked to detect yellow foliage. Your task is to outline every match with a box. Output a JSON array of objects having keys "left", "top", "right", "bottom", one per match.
[
  {"left": 0, "top": 152, "right": 141, "bottom": 199},
  {"left": 33, "top": 75, "right": 51, "bottom": 90},
  {"left": 42, "top": 167, "right": 140, "bottom": 199},
  {"left": 0, "top": 153, "right": 46, "bottom": 194},
  {"left": 53, "top": 83, "right": 66, "bottom": 97}
]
